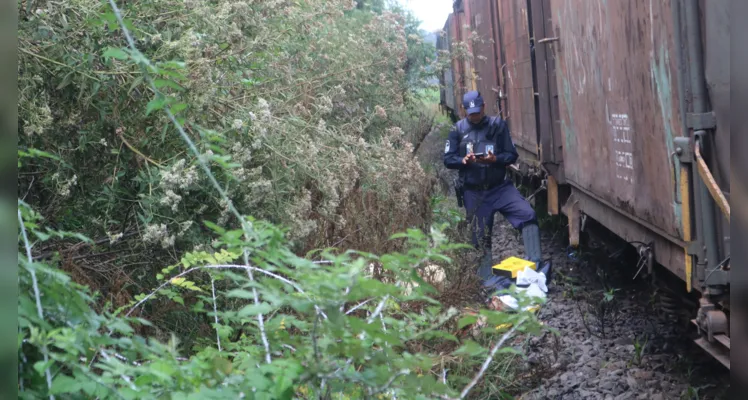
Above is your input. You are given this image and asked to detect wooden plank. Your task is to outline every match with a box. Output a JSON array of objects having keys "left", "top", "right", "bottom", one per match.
[{"left": 548, "top": 175, "right": 559, "bottom": 215}]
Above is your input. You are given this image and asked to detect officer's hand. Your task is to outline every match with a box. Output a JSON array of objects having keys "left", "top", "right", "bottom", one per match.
[
  {"left": 462, "top": 153, "right": 476, "bottom": 164},
  {"left": 476, "top": 151, "right": 497, "bottom": 164}
]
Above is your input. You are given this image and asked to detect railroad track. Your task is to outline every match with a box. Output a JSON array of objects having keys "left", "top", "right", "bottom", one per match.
[
  {"left": 647, "top": 261, "right": 730, "bottom": 370},
  {"left": 574, "top": 215, "right": 730, "bottom": 371}
]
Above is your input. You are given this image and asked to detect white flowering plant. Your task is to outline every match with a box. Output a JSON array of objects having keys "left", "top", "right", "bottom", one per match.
[
  {"left": 16, "top": 0, "right": 546, "bottom": 398},
  {"left": 18, "top": 0, "right": 438, "bottom": 254}
]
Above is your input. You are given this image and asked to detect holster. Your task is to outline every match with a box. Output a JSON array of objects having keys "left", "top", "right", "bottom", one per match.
[{"left": 454, "top": 175, "right": 465, "bottom": 208}]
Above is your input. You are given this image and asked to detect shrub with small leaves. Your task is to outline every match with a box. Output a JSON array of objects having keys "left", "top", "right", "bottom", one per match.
[{"left": 19, "top": 199, "right": 544, "bottom": 399}]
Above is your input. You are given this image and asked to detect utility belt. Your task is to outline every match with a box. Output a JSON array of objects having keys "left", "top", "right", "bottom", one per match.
[
  {"left": 463, "top": 181, "right": 503, "bottom": 191},
  {"left": 454, "top": 176, "right": 504, "bottom": 208}
]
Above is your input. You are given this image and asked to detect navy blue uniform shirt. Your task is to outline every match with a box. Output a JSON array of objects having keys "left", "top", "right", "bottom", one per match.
[{"left": 443, "top": 116, "right": 519, "bottom": 187}]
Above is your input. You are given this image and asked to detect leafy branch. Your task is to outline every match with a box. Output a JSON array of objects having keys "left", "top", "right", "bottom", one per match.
[
  {"left": 18, "top": 207, "right": 54, "bottom": 400},
  {"left": 104, "top": 0, "right": 272, "bottom": 364}
]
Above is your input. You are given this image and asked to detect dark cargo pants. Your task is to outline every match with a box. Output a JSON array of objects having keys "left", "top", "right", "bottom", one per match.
[{"left": 463, "top": 180, "right": 538, "bottom": 281}]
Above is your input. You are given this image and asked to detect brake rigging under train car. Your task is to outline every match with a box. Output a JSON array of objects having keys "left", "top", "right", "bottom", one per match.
[{"left": 437, "top": 0, "right": 730, "bottom": 368}]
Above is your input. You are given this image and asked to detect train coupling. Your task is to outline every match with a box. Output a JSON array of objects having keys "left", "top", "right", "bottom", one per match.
[{"left": 691, "top": 297, "right": 730, "bottom": 369}]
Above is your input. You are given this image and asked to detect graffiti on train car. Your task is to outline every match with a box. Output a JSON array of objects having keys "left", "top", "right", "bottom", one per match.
[
  {"left": 650, "top": 41, "right": 682, "bottom": 234},
  {"left": 551, "top": 0, "right": 685, "bottom": 241}
]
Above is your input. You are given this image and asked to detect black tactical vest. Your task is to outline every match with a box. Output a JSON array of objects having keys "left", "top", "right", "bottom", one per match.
[{"left": 455, "top": 117, "right": 508, "bottom": 188}]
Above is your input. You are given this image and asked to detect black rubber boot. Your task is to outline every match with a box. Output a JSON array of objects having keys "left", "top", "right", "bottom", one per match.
[
  {"left": 522, "top": 223, "right": 542, "bottom": 265},
  {"left": 476, "top": 250, "right": 494, "bottom": 282}
]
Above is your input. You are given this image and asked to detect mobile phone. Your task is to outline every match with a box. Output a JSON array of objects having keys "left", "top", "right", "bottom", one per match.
[{"left": 473, "top": 152, "right": 486, "bottom": 158}]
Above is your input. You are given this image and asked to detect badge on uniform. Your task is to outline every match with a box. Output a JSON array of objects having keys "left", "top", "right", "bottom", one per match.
[
  {"left": 445, "top": 140, "right": 450, "bottom": 153},
  {"left": 466, "top": 142, "right": 474, "bottom": 154},
  {"left": 485, "top": 144, "right": 494, "bottom": 154}
]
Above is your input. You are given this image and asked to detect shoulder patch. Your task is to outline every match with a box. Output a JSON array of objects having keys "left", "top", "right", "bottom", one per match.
[{"left": 444, "top": 140, "right": 450, "bottom": 153}]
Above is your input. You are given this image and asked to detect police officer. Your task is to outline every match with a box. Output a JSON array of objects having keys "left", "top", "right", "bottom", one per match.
[{"left": 443, "top": 91, "right": 542, "bottom": 290}]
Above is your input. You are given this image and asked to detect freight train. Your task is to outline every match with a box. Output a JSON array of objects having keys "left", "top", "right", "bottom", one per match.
[{"left": 437, "top": 0, "right": 730, "bottom": 367}]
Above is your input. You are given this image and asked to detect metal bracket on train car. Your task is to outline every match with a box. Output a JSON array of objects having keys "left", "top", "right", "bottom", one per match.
[
  {"left": 686, "top": 241, "right": 705, "bottom": 259},
  {"left": 704, "top": 255, "right": 730, "bottom": 287},
  {"left": 537, "top": 37, "right": 559, "bottom": 44},
  {"left": 673, "top": 137, "right": 693, "bottom": 163},
  {"left": 686, "top": 112, "right": 717, "bottom": 131},
  {"left": 705, "top": 269, "right": 730, "bottom": 287}
]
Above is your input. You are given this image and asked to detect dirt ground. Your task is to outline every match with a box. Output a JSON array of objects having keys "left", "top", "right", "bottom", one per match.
[{"left": 494, "top": 217, "right": 730, "bottom": 400}]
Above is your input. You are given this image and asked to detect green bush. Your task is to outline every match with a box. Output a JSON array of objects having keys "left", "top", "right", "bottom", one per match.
[{"left": 19, "top": 196, "right": 543, "bottom": 398}]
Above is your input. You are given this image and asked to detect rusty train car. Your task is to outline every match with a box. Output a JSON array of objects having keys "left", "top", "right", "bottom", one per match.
[{"left": 437, "top": 0, "right": 730, "bottom": 367}]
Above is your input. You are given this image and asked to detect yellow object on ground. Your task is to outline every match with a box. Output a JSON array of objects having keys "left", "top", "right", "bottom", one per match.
[
  {"left": 492, "top": 256, "right": 537, "bottom": 278},
  {"left": 492, "top": 306, "right": 541, "bottom": 330}
]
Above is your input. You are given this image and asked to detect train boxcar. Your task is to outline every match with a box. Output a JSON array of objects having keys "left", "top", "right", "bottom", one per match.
[
  {"left": 438, "top": 0, "right": 730, "bottom": 367},
  {"left": 437, "top": 14, "right": 458, "bottom": 120}
]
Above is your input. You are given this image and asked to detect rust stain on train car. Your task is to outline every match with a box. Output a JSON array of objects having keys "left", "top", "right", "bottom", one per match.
[
  {"left": 467, "top": 0, "right": 501, "bottom": 116},
  {"left": 441, "top": 14, "right": 457, "bottom": 112},
  {"left": 550, "top": 0, "right": 685, "bottom": 241},
  {"left": 450, "top": 6, "right": 466, "bottom": 116},
  {"left": 498, "top": 0, "right": 538, "bottom": 156},
  {"left": 450, "top": 0, "right": 479, "bottom": 117}
]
